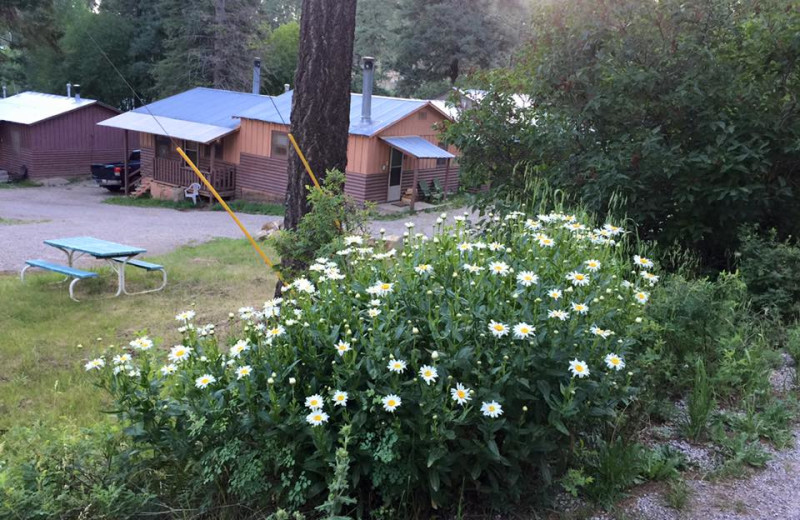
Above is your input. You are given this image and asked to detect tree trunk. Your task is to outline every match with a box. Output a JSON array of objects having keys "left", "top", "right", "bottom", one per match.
[{"left": 284, "top": 0, "right": 357, "bottom": 233}]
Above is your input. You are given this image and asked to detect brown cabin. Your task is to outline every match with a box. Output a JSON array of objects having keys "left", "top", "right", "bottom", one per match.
[{"left": 0, "top": 91, "right": 134, "bottom": 179}]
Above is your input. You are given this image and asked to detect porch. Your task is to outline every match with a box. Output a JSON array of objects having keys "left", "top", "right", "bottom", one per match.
[{"left": 152, "top": 157, "right": 236, "bottom": 198}]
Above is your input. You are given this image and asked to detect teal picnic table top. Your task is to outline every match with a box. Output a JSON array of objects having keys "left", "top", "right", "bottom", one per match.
[{"left": 44, "top": 236, "right": 146, "bottom": 258}]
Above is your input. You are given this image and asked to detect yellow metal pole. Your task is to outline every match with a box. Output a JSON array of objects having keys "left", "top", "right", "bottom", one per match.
[
  {"left": 287, "top": 133, "right": 341, "bottom": 231},
  {"left": 176, "top": 147, "right": 283, "bottom": 282}
]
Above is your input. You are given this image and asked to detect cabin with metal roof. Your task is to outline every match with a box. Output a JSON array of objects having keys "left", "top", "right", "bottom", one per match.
[
  {"left": 98, "top": 58, "right": 459, "bottom": 204},
  {"left": 98, "top": 87, "right": 270, "bottom": 198},
  {"left": 0, "top": 90, "right": 133, "bottom": 179},
  {"left": 235, "top": 67, "right": 458, "bottom": 205}
]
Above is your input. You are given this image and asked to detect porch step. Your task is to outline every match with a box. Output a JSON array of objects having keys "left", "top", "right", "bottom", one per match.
[{"left": 131, "top": 177, "right": 153, "bottom": 198}]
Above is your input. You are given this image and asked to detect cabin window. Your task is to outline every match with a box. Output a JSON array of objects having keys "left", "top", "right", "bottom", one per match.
[
  {"left": 271, "top": 131, "right": 289, "bottom": 158},
  {"left": 155, "top": 135, "right": 171, "bottom": 159},
  {"left": 182, "top": 140, "right": 199, "bottom": 166},
  {"left": 436, "top": 142, "right": 449, "bottom": 166},
  {"left": 203, "top": 141, "right": 224, "bottom": 160}
]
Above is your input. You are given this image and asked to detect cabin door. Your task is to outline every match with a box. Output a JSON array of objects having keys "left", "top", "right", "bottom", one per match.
[{"left": 387, "top": 148, "right": 403, "bottom": 201}]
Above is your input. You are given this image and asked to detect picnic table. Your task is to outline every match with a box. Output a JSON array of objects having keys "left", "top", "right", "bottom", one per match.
[{"left": 20, "top": 236, "right": 166, "bottom": 301}]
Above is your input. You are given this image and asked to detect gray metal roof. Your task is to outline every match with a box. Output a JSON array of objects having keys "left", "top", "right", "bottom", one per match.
[
  {"left": 236, "top": 91, "right": 452, "bottom": 137},
  {"left": 0, "top": 91, "right": 99, "bottom": 125},
  {"left": 98, "top": 87, "right": 270, "bottom": 143},
  {"left": 381, "top": 136, "right": 454, "bottom": 159}
]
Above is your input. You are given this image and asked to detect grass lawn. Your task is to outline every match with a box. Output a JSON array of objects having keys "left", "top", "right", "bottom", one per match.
[
  {"left": 103, "top": 195, "right": 285, "bottom": 216},
  {"left": 0, "top": 180, "right": 42, "bottom": 189},
  {"left": 0, "top": 238, "right": 278, "bottom": 432}
]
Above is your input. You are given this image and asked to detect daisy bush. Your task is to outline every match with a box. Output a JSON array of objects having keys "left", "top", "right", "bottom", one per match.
[{"left": 87, "top": 210, "right": 658, "bottom": 514}]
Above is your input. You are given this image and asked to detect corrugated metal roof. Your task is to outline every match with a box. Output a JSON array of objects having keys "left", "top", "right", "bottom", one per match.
[
  {"left": 381, "top": 136, "right": 454, "bottom": 159},
  {"left": 236, "top": 91, "right": 451, "bottom": 137},
  {"left": 97, "top": 112, "right": 235, "bottom": 144},
  {"left": 98, "top": 87, "right": 271, "bottom": 143},
  {"left": 0, "top": 91, "right": 98, "bottom": 125}
]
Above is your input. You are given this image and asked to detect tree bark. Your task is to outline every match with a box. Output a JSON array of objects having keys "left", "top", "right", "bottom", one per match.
[{"left": 284, "top": 0, "right": 357, "bottom": 234}]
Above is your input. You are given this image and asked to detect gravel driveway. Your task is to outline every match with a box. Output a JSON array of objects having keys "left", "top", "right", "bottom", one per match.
[{"left": 0, "top": 182, "right": 281, "bottom": 272}]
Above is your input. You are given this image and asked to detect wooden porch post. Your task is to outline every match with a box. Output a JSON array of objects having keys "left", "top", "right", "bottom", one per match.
[
  {"left": 443, "top": 158, "right": 451, "bottom": 200},
  {"left": 123, "top": 130, "right": 129, "bottom": 196},
  {"left": 410, "top": 157, "right": 420, "bottom": 212},
  {"left": 209, "top": 140, "right": 216, "bottom": 192}
]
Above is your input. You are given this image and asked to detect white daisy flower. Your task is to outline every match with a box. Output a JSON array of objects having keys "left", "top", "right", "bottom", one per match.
[
  {"left": 236, "top": 365, "right": 253, "bottom": 380},
  {"left": 634, "top": 291, "right": 650, "bottom": 304},
  {"left": 548, "top": 289, "right": 563, "bottom": 300},
  {"left": 548, "top": 310, "right": 570, "bottom": 321},
  {"left": 160, "top": 364, "right": 178, "bottom": 375},
  {"left": 419, "top": 365, "right": 438, "bottom": 385},
  {"left": 590, "top": 325, "right": 614, "bottom": 338},
  {"left": 367, "top": 281, "right": 394, "bottom": 297},
  {"left": 457, "top": 242, "right": 473, "bottom": 252},
  {"left": 84, "top": 358, "right": 105, "bottom": 371},
  {"left": 604, "top": 353, "right": 625, "bottom": 371},
  {"left": 566, "top": 271, "right": 590, "bottom": 286},
  {"left": 367, "top": 308, "right": 381, "bottom": 318},
  {"left": 387, "top": 359, "right": 408, "bottom": 373},
  {"left": 571, "top": 302, "right": 589, "bottom": 314},
  {"left": 641, "top": 272, "right": 659, "bottom": 285},
  {"left": 463, "top": 263, "right": 484, "bottom": 273},
  {"left": 633, "top": 255, "right": 654, "bottom": 269},
  {"left": 305, "top": 394, "right": 324, "bottom": 410},
  {"left": 112, "top": 353, "right": 131, "bottom": 365},
  {"left": 513, "top": 322, "right": 535, "bottom": 339},
  {"left": 238, "top": 306, "right": 256, "bottom": 320},
  {"left": 332, "top": 390, "right": 349, "bottom": 407},
  {"left": 488, "top": 320, "right": 510, "bottom": 337},
  {"left": 488, "top": 242, "right": 505, "bottom": 252},
  {"left": 584, "top": 260, "right": 602, "bottom": 272},
  {"left": 480, "top": 401, "right": 503, "bottom": 418},
  {"left": 129, "top": 337, "right": 153, "bottom": 351},
  {"left": 175, "top": 310, "right": 196, "bottom": 322},
  {"left": 335, "top": 340, "right": 351, "bottom": 356},
  {"left": 414, "top": 264, "right": 433, "bottom": 275},
  {"left": 538, "top": 236, "right": 555, "bottom": 248},
  {"left": 517, "top": 271, "right": 539, "bottom": 287},
  {"left": 603, "top": 223, "right": 624, "bottom": 235},
  {"left": 564, "top": 222, "right": 586, "bottom": 232},
  {"left": 266, "top": 325, "right": 286, "bottom": 338},
  {"left": 195, "top": 374, "right": 216, "bottom": 388},
  {"left": 450, "top": 383, "right": 472, "bottom": 405},
  {"left": 291, "top": 278, "right": 316, "bottom": 294},
  {"left": 382, "top": 394, "right": 402, "bottom": 412},
  {"left": 344, "top": 235, "right": 363, "bottom": 246},
  {"left": 306, "top": 410, "right": 330, "bottom": 426},
  {"left": 166, "top": 345, "right": 191, "bottom": 363},
  {"left": 229, "top": 340, "right": 250, "bottom": 358},
  {"left": 489, "top": 261, "right": 511, "bottom": 276},
  {"left": 568, "top": 359, "right": 590, "bottom": 378}
]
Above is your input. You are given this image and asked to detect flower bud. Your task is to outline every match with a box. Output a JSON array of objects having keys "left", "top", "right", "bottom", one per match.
[
  {"left": 289, "top": 377, "right": 296, "bottom": 385},
  {"left": 431, "top": 351, "right": 439, "bottom": 359}
]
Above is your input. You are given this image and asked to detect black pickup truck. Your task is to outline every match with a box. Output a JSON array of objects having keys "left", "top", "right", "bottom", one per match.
[{"left": 91, "top": 150, "right": 141, "bottom": 192}]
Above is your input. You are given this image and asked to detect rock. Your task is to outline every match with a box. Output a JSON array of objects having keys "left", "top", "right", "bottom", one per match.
[
  {"left": 0, "top": 170, "right": 9, "bottom": 183},
  {"left": 41, "top": 177, "right": 69, "bottom": 187},
  {"left": 258, "top": 220, "right": 283, "bottom": 240}
]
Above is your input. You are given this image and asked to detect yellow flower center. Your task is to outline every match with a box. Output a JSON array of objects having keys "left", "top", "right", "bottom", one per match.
[
  {"left": 611, "top": 358, "right": 620, "bottom": 365},
  {"left": 576, "top": 274, "right": 584, "bottom": 280},
  {"left": 336, "top": 395, "right": 344, "bottom": 401},
  {"left": 488, "top": 405, "right": 496, "bottom": 412},
  {"left": 314, "top": 414, "right": 321, "bottom": 421},
  {"left": 381, "top": 284, "right": 390, "bottom": 290},
  {"left": 493, "top": 325, "right": 504, "bottom": 331},
  {"left": 575, "top": 365, "right": 584, "bottom": 373},
  {"left": 388, "top": 400, "right": 396, "bottom": 407},
  {"left": 457, "top": 390, "right": 465, "bottom": 399}
]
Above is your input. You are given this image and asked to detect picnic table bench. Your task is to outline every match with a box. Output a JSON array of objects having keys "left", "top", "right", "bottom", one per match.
[{"left": 20, "top": 236, "right": 166, "bottom": 301}]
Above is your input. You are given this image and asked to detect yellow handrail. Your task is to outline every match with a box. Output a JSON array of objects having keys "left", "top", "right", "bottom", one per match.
[{"left": 287, "top": 133, "right": 341, "bottom": 230}]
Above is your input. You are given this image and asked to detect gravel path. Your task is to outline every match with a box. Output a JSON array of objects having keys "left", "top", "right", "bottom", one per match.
[{"left": 0, "top": 181, "right": 281, "bottom": 272}]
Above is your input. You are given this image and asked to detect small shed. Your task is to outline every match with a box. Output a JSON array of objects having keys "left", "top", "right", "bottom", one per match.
[{"left": 0, "top": 91, "right": 134, "bottom": 180}]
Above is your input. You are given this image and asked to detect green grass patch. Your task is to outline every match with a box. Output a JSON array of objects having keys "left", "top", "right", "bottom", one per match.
[
  {"left": 0, "top": 238, "right": 278, "bottom": 431},
  {"left": 0, "top": 180, "right": 42, "bottom": 189},
  {"left": 103, "top": 195, "right": 197, "bottom": 210},
  {"left": 210, "top": 199, "right": 284, "bottom": 215},
  {"left": 104, "top": 195, "right": 284, "bottom": 215}
]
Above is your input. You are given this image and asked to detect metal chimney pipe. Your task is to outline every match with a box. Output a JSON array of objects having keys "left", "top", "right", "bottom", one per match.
[
  {"left": 2, "top": 85, "right": 6, "bottom": 98},
  {"left": 361, "top": 56, "right": 375, "bottom": 122},
  {"left": 252, "top": 58, "right": 261, "bottom": 95},
  {"left": 66, "top": 82, "right": 71, "bottom": 97},
  {"left": 73, "top": 84, "right": 81, "bottom": 102},
  {"left": 284, "top": 83, "right": 290, "bottom": 92}
]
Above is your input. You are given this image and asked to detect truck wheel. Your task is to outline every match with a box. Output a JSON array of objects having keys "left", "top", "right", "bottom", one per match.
[{"left": 105, "top": 186, "right": 122, "bottom": 192}]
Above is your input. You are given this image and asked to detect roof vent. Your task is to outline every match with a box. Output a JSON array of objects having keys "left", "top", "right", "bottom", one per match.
[
  {"left": 252, "top": 58, "right": 261, "bottom": 95},
  {"left": 361, "top": 56, "right": 375, "bottom": 122},
  {"left": 73, "top": 84, "right": 81, "bottom": 103}
]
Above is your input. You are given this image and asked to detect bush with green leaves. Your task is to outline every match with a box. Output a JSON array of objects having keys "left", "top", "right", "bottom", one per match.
[
  {"left": 80, "top": 209, "right": 659, "bottom": 515},
  {"left": 738, "top": 227, "right": 800, "bottom": 321}
]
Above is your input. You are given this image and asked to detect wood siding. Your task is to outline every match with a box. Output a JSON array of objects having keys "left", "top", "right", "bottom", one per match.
[
  {"left": 0, "top": 104, "right": 136, "bottom": 179},
  {"left": 139, "top": 131, "right": 239, "bottom": 164},
  {"left": 238, "top": 152, "right": 288, "bottom": 200}
]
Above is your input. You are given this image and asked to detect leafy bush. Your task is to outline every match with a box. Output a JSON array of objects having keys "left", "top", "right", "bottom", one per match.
[
  {"left": 81, "top": 210, "right": 658, "bottom": 515},
  {"left": 739, "top": 227, "right": 800, "bottom": 321},
  {"left": 685, "top": 359, "right": 715, "bottom": 441}
]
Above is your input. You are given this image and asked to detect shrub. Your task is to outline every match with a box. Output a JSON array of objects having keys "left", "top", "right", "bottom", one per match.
[
  {"left": 684, "top": 359, "right": 715, "bottom": 441},
  {"left": 739, "top": 227, "right": 800, "bottom": 321},
  {"left": 82, "top": 209, "right": 658, "bottom": 515}
]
